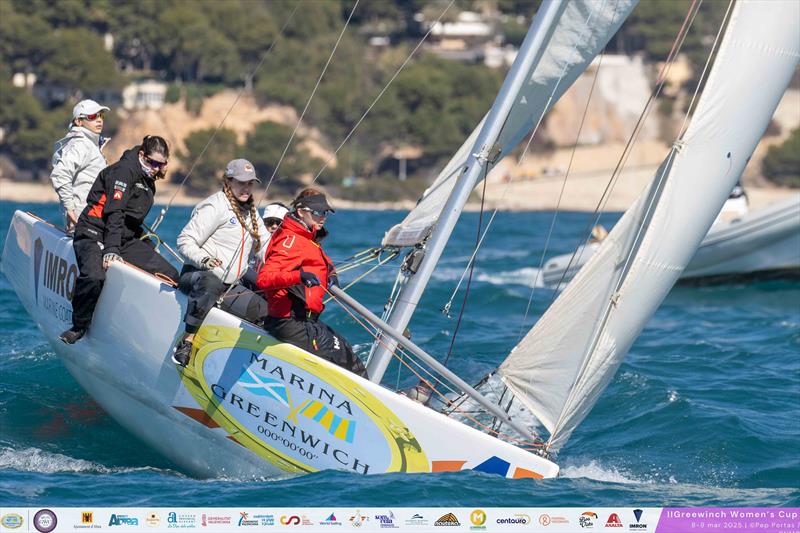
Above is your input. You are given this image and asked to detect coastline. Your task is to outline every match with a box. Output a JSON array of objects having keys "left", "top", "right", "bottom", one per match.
[{"left": 3, "top": 177, "right": 796, "bottom": 213}]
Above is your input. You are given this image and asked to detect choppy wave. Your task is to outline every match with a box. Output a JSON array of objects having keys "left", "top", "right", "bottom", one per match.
[
  {"left": 1, "top": 203, "right": 798, "bottom": 506},
  {"left": 559, "top": 461, "right": 644, "bottom": 484},
  {"left": 0, "top": 446, "right": 164, "bottom": 475}
]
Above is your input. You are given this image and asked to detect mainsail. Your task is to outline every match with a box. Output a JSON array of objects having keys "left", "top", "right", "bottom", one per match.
[
  {"left": 498, "top": 0, "right": 800, "bottom": 451},
  {"left": 382, "top": 0, "right": 639, "bottom": 248}
]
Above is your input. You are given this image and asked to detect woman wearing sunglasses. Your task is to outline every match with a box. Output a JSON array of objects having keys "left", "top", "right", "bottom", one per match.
[
  {"left": 256, "top": 188, "right": 367, "bottom": 377},
  {"left": 50, "top": 99, "right": 111, "bottom": 234},
  {"left": 172, "top": 159, "right": 269, "bottom": 367},
  {"left": 60, "top": 135, "right": 179, "bottom": 345}
]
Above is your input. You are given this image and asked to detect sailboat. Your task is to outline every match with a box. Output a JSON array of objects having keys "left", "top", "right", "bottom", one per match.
[
  {"left": 2, "top": 0, "right": 797, "bottom": 479},
  {"left": 540, "top": 194, "right": 800, "bottom": 288}
]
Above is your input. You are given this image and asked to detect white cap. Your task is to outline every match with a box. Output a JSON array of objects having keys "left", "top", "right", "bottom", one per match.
[
  {"left": 263, "top": 203, "right": 289, "bottom": 221},
  {"left": 72, "top": 99, "right": 110, "bottom": 120}
]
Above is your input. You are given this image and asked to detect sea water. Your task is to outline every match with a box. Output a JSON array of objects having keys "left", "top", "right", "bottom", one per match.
[{"left": 0, "top": 201, "right": 797, "bottom": 506}]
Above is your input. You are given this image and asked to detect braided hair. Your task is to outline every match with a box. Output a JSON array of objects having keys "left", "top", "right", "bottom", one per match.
[{"left": 223, "top": 180, "right": 261, "bottom": 251}]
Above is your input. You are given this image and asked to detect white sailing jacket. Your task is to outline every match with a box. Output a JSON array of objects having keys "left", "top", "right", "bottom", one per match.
[
  {"left": 50, "top": 126, "right": 109, "bottom": 217},
  {"left": 177, "top": 191, "right": 270, "bottom": 284}
]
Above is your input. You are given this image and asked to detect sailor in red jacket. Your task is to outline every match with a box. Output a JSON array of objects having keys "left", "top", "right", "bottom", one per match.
[{"left": 256, "top": 189, "right": 367, "bottom": 376}]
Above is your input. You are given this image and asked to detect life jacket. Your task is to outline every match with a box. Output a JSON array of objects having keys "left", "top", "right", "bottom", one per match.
[{"left": 256, "top": 214, "right": 334, "bottom": 318}]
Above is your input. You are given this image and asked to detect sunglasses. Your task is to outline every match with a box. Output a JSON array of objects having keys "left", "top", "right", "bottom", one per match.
[
  {"left": 264, "top": 218, "right": 283, "bottom": 227},
  {"left": 144, "top": 155, "right": 168, "bottom": 169},
  {"left": 301, "top": 207, "right": 331, "bottom": 219},
  {"left": 80, "top": 111, "right": 106, "bottom": 121}
]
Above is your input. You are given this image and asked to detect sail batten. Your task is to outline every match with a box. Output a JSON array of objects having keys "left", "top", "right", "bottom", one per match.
[{"left": 498, "top": 0, "right": 800, "bottom": 451}]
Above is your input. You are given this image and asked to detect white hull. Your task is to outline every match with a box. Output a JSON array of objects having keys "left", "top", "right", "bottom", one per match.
[
  {"left": 542, "top": 195, "right": 800, "bottom": 288},
  {"left": 2, "top": 211, "right": 558, "bottom": 479}
]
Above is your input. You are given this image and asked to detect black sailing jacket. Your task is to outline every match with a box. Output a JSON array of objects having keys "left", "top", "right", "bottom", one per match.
[{"left": 75, "top": 145, "right": 156, "bottom": 255}]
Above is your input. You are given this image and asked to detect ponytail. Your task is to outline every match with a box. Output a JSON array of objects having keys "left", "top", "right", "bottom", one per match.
[{"left": 223, "top": 181, "right": 261, "bottom": 251}]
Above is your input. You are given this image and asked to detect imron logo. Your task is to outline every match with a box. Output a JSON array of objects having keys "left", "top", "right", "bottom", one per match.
[{"left": 34, "top": 238, "right": 78, "bottom": 303}]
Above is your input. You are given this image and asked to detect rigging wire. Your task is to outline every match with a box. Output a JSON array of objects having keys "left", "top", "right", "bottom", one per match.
[
  {"left": 259, "top": 0, "right": 361, "bottom": 201},
  {"left": 678, "top": 0, "right": 736, "bottom": 139},
  {"left": 548, "top": 0, "right": 704, "bottom": 297},
  {"left": 441, "top": 166, "right": 488, "bottom": 365},
  {"left": 149, "top": 3, "right": 301, "bottom": 232},
  {"left": 516, "top": 44, "right": 609, "bottom": 342},
  {"left": 546, "top": 0, "right": 723, "bottom": 450},
  {"left": 217, "top": 0, "right": 360, "bottom": 289},
  {"left": 311, "top": 0, "right": 457, "bottom": 182},
  {"left": 614, "top": 0, "right": 735, "bottom": 292},
  {"left": 440, "top": 0, "right": 610, "bottom": 321},
  {"left": 325, "top": 288, "right": 542, "bottom": 447}
]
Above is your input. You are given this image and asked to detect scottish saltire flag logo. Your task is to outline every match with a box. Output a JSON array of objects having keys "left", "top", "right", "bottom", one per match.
[
  {"left": 238, "top": 367, "right": 290, "bottom": 407},
  {"left": 299, "top": 399, "right": 357, "bottom": 443}
]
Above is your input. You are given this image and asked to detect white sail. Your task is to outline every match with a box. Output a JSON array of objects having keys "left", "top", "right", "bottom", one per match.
[
  {"left": 382, "top": 0, "right": 638, "bottom": 247},
  {"left": 498, "top": 0, "right": 800, "bottom": 451}
]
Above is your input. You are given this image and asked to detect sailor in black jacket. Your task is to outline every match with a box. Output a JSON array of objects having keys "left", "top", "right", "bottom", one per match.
[{"left": 60, "top": 135, "right": 179, "bottom": 344}]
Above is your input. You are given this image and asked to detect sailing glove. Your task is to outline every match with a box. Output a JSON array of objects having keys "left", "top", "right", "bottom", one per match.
[
  {"left": 102, "top": 253, "right": 122, "bottom": 270},
  {"left": 327, "top": 273, "right": 339, "bottom": 289},
  {"left": 299, "top": 269, "right": 320, "bottom": 287},
  {"left": 200, "top": 256, "right": 222, "bottom": 270}
]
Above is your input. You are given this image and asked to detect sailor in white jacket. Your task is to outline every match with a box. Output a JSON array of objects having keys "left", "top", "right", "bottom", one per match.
[
  {"left": 50, "top": 99, "right": 110, "bottom": 233},
  {"left": 173, "top": 159, "right": 269, "bottom": 366}
]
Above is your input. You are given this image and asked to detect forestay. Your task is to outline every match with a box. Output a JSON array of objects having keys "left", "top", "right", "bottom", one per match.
[
  {"left": 381, "top": 0, "right": 639, "bottom": 248},
  {"left": 498, "top": 0, "right": 800, "bottom": 451}
]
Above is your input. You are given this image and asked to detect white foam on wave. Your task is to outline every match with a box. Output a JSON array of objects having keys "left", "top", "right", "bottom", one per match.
[
  {"left": 0, "top": 446, "right": 113, "bottom": 474},
  {"left": 560, "top": 460, "right": 643, "bottom": 484},
  {"left": 475, "top": 267, "right": 546, "bottom": 288},
  {"left": 0, "top": 446, "right": 170, "bottom": 476}
]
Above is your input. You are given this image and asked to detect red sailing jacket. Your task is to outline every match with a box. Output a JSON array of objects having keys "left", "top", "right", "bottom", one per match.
[{"left": 256, "top": 215, "right": 334, "bottom": 318}]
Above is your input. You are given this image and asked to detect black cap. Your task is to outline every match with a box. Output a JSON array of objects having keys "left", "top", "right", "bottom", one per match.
[{"left": 295, "top": 193, "right": 335, "bottom": 213}]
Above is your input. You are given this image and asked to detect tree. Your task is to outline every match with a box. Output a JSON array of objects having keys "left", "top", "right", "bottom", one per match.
[
  {"left": 0, "top": 9, "right": 54, "bottom": 74},
  {"left": 243, "top": 121, "right": 324, "bottom": 193},
  {"left": 40, "top": 28, "right": 122, "bottom": 94},
  {"left": 178, "top": 128, "right": 238, "bottom": 192},
  {"left": 364, "top": 55, "right": 502, "bottom": 161},
  {"left": 0, "top": 81, "right": 67, "bottom": 172},
  {"left": 762, "top": 128, "right": 800, "bottom": 187}
]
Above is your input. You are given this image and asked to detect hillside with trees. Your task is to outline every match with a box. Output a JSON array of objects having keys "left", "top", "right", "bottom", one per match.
[{"left": 2, "top": 0, "right": 790, "bottom": 199}]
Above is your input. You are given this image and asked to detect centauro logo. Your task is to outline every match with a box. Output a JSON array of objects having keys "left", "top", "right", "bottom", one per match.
[{"left": 181, "top": 325, "right": 428, "bottom": 476}]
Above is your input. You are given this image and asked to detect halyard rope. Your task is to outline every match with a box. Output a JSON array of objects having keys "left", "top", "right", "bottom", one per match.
[{"left": 150, "top": 4, "right": 301, "bottom": 232}]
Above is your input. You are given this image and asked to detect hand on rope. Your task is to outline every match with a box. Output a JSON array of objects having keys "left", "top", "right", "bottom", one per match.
[{"left": 149, "top": 4, "right": 300, "bottom": 232}]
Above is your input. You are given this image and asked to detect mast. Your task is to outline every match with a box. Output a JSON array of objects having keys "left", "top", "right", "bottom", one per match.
[
  {"left": 497, "top": 0, "right": 800, "bottom": 451},
  {"left": 367, "top": 0, "right": 567, "bottom": 383}
]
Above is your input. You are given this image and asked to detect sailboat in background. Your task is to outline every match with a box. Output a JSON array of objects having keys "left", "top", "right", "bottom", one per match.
[
  {"left": 540, "top": 194, "right": 800, "bottom": 289},
  {"left": 1, "top": 0, "right": 797, "bottom": 478}
]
